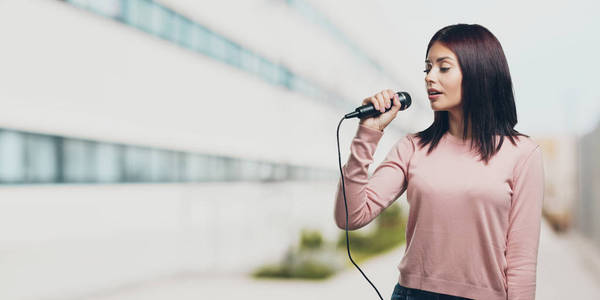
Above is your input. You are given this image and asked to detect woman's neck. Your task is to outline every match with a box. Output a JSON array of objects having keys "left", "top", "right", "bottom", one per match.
[{"left": 448, "top": 110, "right": 471, "bottom": 140}]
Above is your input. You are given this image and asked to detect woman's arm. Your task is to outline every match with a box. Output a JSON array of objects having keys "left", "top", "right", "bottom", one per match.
[
  {"left": 506, "top": 145, "right": 545, "bottom": 300},
  {"left": 333, "top": 124, "right": 414, "bottom": 230}
]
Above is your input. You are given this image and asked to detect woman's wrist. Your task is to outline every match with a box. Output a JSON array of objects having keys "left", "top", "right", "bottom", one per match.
[{"left": 359, "top": 122, "right": 383, "bottom": 132}]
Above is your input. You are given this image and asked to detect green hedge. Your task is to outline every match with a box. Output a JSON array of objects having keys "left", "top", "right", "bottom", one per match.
[
  {"left": 253, "top": 202, "right": 405, "bottom": 279},
  {"left": 336, "top": 203, "right": 406, "bottom": 264}
]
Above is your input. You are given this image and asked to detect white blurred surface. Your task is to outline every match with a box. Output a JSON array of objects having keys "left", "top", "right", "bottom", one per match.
[
  {"left": 0, "top": 0, "right": 598, "bottom": 299},
  {"left": 72, "top": 219, "right": 600, "bottom": 300}
]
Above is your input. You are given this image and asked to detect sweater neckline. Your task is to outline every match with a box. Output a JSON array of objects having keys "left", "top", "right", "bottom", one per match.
[{"left": 443, "top": 131, "right": 469, "bottom": 145}]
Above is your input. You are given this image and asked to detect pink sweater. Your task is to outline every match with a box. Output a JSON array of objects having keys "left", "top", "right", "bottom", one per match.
[{"left": 334, "top": 124, "right": 544, "bottom": 300}]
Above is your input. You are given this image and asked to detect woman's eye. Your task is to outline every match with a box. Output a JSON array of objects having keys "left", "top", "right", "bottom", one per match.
[{"left": 423, "top": 67, "right": 449, "bottom": 74}]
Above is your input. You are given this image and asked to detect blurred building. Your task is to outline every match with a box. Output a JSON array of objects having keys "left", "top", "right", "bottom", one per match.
[
  {"left": 536, "top": 135, "right": 578, "bottom": 232},
  {"left": 576, "top": 121, "right": 600, "bottom": 248},
  {"left": 0, "top": 0, "right": 429, "bottom": 299}
]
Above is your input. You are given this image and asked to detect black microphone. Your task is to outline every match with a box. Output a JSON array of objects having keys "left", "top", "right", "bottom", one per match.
[{"left": 344, "top": 91, "right": 411, "bottom": 119}]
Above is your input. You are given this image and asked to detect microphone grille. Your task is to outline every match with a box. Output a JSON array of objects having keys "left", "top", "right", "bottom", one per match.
[{"left": 396, "top": 91, "right": 411, "bottom": 110}]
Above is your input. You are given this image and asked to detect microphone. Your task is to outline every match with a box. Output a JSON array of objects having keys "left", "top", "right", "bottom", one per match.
[{"left": 344, "top": 91, "right": 411, "bottom": 119}]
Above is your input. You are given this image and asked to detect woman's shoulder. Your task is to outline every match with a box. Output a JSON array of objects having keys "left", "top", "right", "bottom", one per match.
[
  {"left": 499, "top": 133, "right": 542, "bottom": 163},
  {"left": 402, "top": 132, "right": 421, "bottom": 148},
  {"left": 390, "top": 132, "right": 419, "bottom": 155},
  {"left": 502, "top": 133, "right": 539, "bottom": 149}
]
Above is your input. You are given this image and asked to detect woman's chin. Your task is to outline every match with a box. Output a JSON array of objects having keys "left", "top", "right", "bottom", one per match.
[{"left": 430, "top": 102, "right": 443, "bottom": 110}]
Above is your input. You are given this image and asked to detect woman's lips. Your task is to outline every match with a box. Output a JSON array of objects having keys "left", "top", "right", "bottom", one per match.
[{"left": 428, "top": 93, "right": 442, "bottom": 100}]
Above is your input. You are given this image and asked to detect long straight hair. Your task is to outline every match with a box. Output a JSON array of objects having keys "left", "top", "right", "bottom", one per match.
[{"left": 415, "top": 24, "right": 528, "bottom": 165}]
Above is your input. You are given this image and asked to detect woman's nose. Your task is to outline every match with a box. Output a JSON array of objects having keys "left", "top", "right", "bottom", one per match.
[
  {"left": 425, "top": 69, "right": 440, "bottom": 83},
  {"left": 425, "top": 74, "right": 435, "bottom": 84}
]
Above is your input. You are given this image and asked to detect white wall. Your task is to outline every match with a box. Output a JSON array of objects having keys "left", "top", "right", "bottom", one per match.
[
  {"left": 0, "top": 0, "right": 424, "bottom": 299},
  {"left": 0, "top": 0, "right": 428, "bottom": 167},
  {"left": 0, "top": 180, "right": 365, "bottom": 299}
]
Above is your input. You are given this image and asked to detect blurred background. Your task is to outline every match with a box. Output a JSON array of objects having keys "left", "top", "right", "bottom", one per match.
[{"left": 0, "top": 0, "right": 599, "bottom": 299}]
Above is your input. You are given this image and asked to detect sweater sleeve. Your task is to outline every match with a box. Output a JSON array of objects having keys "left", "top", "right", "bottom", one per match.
[
  {"left": 334, "top": 124, "right": 414, "bottom": 230},
  {"left": 506, "top": 145, "right": 545, "bottom": 300}
]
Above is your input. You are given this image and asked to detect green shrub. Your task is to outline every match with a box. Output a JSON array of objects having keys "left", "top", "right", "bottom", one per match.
[
  {"left": 253, "top": 229, "right": 340, "bottom": 280},
  {"left": 336, "top": 203, "right": 406, "bottom": 262},
  {"left": 253, "top": 203, "right": 406, "bottom": 280},
  {"left": 299, "top": 228, "right": 323, "bottom": 250},
  {"left": 290, "top": 260, "right": 335, "bottom": 279},
  {"left": 252, "top": 260, "right": 335, "bottom": 280}
]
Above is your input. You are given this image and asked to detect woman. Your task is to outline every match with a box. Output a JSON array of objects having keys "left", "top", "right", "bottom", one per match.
[{"left": 334, "top": 24, "right": 544, "bottom": 300}]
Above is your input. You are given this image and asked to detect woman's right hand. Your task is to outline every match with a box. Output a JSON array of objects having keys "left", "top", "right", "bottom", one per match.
[{"left": 358, "top": 89, "right": 401, "bottom": 132}]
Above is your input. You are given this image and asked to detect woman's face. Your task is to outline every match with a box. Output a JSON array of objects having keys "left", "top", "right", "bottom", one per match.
[{"left": 424, "top": 41, "right": 463, "bottom": 112}]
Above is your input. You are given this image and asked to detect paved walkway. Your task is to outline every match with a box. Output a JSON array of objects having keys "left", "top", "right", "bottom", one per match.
[{"left": 82, "top": 219, "right": 600, "bottom": 300}]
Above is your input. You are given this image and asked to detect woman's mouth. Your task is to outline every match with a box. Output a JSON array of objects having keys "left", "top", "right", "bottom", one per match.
[{"left": 428, "top": 92, "right": 442, "bottom": 100}]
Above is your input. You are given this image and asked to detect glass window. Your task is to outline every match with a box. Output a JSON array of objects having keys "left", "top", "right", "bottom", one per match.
[
  {"left": 272, "top": 164, "right": 287, "bottom": 181},
  {"left": 240, "top": 50, "right": 260, "bottom": 74},
  {"left": 68, "top": 0, "right": 87, "bottom": 8},
  {"left": 25, "top": 134, "right": 58, "bottom": 183},
  {"left": 226, "top": 158, "right": 241, "bottom": 181},
  {"left": 89, "top": 0, "right": 122, "bottom": 18},
  {"left": 257, "top": 161, "right": 274, "bottom": 181},
  {"left": 278, "top": 66, "right": 292, "bottom": 89},
  {"left": 191, "top": 25, "right": 210, "bottom": 54},
  {"left": 149, "top": 149, "right": 179, "bottom": 182},
  {"left": 225, "top": 157, "right": 238, "bottom": 181},
  {"left": 0, "top": 130, "right": 26, "bottom": 183},
  {"left": 172, "top": 14, "right": 192, "bottom": 48},
  {"left": 67, "top": 0, "right": 121, "bottom": 18},
  {"left": 290, "top": 76, "right": 317, "bottom": 98},
  {"left": 95, "top": 143, "right": 122, "bottom": 183},
  {"left": 150, "top": 4, "right": 173, "bottom": 38},
  {"left": 259, "top": 58, "right": 278, "bottom": 84},
  {"left": 225, "top": 41, "right": 241, "bottom": 67},
  {"left": 208, "top": 33, "right": 227, "bottom": 61},
  {"left": 238, "top": 160, "right": 260, "bottom": 181},
  {"left": 182, "top": 153, "right": 209, "bottom": 182},
  {"left": 125, "top": 0, "right": 153, "bottom": 32},
  {"left": 124, "top": 146, "right": 152, "bottom": 182},
  {"left": 207, "top": 156, "right": 228, "bottom": 181},
  {"left": 63, "top": 139, "right": 96, "bottom": 183},
  {"left": 289, "top": 165, "right": 309, "bottom": 181},
  {"left": 1, "top": 128, "right": 325, "bottom": 184},
  {"left": 291, "top": 166, "right": 301, "bottom": 180}
]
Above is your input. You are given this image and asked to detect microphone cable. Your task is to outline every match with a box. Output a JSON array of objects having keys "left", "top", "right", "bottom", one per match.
[
  {"left": 336, "top": 116, "right": 384, "bottom": 300},
  {"left": 336, "top": 91, "right": 411, "bottom": 299}
]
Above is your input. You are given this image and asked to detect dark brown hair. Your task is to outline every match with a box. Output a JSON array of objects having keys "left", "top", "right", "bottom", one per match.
[{"left": 415, "top": 23, "right": 528, "bottom": 165}]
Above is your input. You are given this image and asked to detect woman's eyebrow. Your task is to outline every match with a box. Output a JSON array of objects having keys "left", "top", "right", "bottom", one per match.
[{"left": 425, "top": 56, "right": 453, "bottom": 63}]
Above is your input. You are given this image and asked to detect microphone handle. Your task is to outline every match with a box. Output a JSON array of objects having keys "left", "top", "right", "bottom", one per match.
[
  {"left": 345, "top": 91, "right": 410, "bottom": 119},
  {"left": 354, "top": 102, "right": 394, "bottom": 119}
]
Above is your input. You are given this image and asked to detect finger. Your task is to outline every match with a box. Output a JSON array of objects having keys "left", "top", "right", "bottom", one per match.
[
  {"left": 387, "top": 90, "right": 395, "bottom": 107},
  {"left": 363, "top": 96, "right": 375, "bottom": 107},
  {"left": 369, "top": 97, "right": 379, "bottom": 111},
  {"left": 362, "top": 97, "right": 370, "bottom": 106},
  {"left": 382, "top": 90, "right": 392, "bottom": 109},
  {"left": 386, "top": 89, "right": 396, "bottom": 107},
  {"left": 380, "top": 92, "right": 390, "bottom": 111},
  {"left": 375, "top": 93, "right": 386, "bottom": 113}
]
